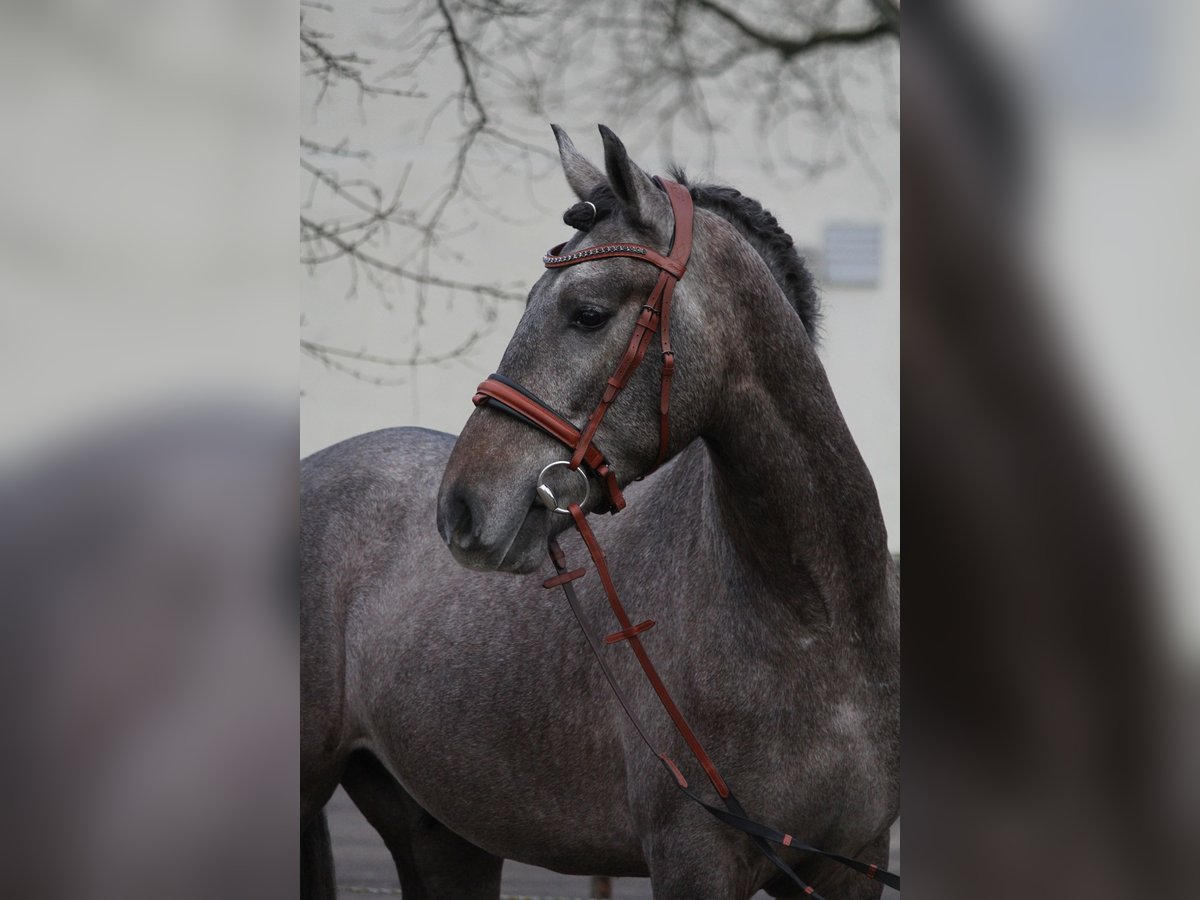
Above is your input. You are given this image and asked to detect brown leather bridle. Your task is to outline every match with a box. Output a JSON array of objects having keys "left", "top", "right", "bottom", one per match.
[
  {"left": 473, "top": 177, "right": 693, "bottom": 513},
  {"left": 468, "top": 177, "right": 899, "bottom": 897}
]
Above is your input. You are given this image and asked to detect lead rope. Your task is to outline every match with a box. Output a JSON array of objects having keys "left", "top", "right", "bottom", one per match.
[{"left": 545, "top": 506, "right": 899, "bottom": 896}]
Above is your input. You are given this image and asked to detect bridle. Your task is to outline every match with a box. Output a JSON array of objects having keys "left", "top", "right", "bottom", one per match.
[
  {"left": 469, "top": 177, "right": 899, "bottom": 897},
  {"left": 473, "top": 177, "right": 692, "bottom": 513}
]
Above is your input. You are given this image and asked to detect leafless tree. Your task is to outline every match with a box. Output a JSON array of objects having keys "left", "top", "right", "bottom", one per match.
[{"left": 301, "top": 0, "right": 898, "bottom": 383}]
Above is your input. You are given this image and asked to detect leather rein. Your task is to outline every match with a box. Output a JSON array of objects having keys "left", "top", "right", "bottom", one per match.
[{"left": 471, "top": 178, "right": 899, "bottom": 897}]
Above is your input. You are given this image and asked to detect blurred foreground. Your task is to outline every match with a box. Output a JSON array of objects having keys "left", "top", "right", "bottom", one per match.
[
  {"left": 0, "top": 406, "right": 298, "bottom": 899},
  {"left": 0, "top": 2, "right": 297, "bottom": 897},
  {"left": 903, "top": 2, "right": 1198, "bottom": 897}
]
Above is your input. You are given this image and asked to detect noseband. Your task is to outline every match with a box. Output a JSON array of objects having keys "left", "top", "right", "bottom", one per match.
[
  {"left": 466, "top": 177, "right": 899, "bottom": 897},
  {"left": 472, "top": 176, "right": 694, "bottom": 514}
]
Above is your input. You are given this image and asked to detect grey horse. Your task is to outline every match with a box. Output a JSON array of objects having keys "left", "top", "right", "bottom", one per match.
[{"left": 301, "top": 125, "right": 899, "bottom": 899}]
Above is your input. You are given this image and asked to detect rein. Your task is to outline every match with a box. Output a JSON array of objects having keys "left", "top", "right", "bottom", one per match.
[{"left": 471, "top": 178, "right": 899, "bottom": 897}]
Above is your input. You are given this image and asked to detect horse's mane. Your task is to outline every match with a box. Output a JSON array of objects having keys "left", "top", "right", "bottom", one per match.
[
  {"left": 573, "top": 172, "right": 821, "bottom": 343},
  {"left": 669, "top": 168, "right": 821, "bottom": 343}
]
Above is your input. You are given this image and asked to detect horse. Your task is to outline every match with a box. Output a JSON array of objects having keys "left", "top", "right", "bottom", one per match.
[{"left": 301, "top": 124, "right": 899, "bottom": 899}]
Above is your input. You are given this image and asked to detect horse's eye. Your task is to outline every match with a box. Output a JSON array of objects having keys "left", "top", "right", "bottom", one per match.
[{"left": 571, "top": 307, "right": 612, "bottom": 331}]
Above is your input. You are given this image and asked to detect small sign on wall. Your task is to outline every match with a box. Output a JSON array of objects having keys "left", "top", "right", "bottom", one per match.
[{"left": 822, "top": 222, "right": 883, "bottom": 287}]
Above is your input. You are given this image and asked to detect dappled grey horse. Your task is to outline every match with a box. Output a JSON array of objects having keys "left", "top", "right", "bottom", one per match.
[{"left": 301, "top": 125, "right": 899, "bottom": 899}]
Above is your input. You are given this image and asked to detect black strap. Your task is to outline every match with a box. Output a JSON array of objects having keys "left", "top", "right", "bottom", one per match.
[{"left": 547, "top": 539, "right": 899, "bottom": 895}]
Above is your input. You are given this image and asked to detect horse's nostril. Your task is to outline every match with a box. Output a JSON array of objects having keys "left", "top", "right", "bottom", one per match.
[{"left": 441, "top": 485, "right": 479, "bottom": 550}]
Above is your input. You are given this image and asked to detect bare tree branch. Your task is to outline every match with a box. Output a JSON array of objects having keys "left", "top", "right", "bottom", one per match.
[
  {"left": 302, "top": 333, "right": 489, "bottom": 369},
  {"left": 300, "top": 215, "right": 525, "bottom": 302},
  {"left": 301, "top": 136, "right": 369, "bottom": 159},
  {"left": 301, "top": 330, "right": 493, "bottom": 385},
  {"left": 301, "top": 15, "right": 422, "bottom": 103},
  {"left": 301, "top": 0, "right": 899, "bottom": 386},
  {"left": 690, "top": 0, "right": 896, "bottom": 59}
]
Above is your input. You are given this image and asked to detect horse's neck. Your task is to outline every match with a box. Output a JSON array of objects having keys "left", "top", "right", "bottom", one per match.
[{"left": 696, "top": 307, "right": 891, "bottom": 627}]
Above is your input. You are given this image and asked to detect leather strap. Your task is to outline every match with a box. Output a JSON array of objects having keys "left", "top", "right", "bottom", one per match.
[
  {"left": 558, "top": 180, "right": 692, "bottom": 480},
  {"left": 567, "top": 504, "right": 729, "bottom": 797},
  {"left": 487, "top": 181, "right": 696, "bottom": 508},
  {"left": 547, "top": 516, "right": 901, "bottom": 894},
  {"left": 568, "top": 270, "right": 670, "bottom": 473},
  {"left": 544, "top": 538, "right": 823, "bottom": 900},
  {"left": 474, "top": 177, "right": 694, "bottom": 514},
  {"left": 473, "top": 375, "right": 625, "bottom": 513}
]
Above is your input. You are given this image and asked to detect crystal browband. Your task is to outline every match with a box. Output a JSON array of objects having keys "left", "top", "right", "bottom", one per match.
[{"left": 543, "top": 244, "right": 649, "bottom": 266}]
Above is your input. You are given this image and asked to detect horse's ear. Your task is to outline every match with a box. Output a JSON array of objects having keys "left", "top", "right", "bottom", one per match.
[
  {"left": 598, "top": 125, "right": 671, "bottom": 231},
  {"left": 552, "top": 124, "right": 604, "bottom": 200}
]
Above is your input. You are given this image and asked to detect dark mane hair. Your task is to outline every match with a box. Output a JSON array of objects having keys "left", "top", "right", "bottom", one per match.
[
  {"left": 570, "top": 171, "right": 821, "bottom": 343},
  {"left": 670, "top": 168, "right": 821, "bottom": 343}
]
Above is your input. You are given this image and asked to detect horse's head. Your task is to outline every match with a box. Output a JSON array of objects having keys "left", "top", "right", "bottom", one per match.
[{"left": 437, "top": 125, "right": 727, "bottom": 573}]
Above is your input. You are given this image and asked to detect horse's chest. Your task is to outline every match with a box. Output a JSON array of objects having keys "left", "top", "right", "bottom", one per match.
[{"left": 630, "top": 623, "right": 892, "bottom": 821}]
